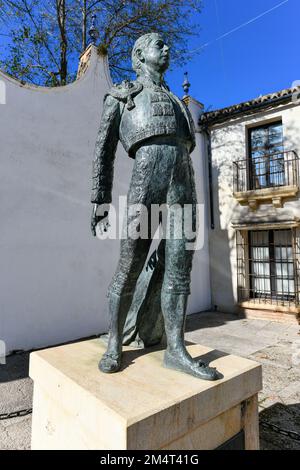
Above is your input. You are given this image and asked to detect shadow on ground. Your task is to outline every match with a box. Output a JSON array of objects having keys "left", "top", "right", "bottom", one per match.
[
  {"left": 0, "top": 352, "right": 30, "bottom": 383},
  {"left": 185, "top": 310, "right": 241, "bottom": 333},
  {"left": 260, "top": 402, "right": 300, "bottom": 450}
]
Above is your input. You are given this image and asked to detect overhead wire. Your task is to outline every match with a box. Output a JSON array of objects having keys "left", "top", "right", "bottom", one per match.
[{"left": 189, "top": 0, "right": 290, "bottom": 54}]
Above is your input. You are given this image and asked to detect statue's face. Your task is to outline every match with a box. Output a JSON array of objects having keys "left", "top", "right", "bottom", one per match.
[{"left": 141, "top": 36, "right": 170, "bottom": 73}]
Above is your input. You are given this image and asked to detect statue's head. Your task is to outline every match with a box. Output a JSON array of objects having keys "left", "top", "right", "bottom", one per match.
[{"left": 132, "top": 33, "right": 170, "bottom": 76}]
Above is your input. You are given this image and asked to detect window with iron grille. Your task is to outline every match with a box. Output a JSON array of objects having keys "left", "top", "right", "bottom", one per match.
[
  {"left": 237, "top": 228, "right": 300, "bottom": 307},
  {"left": 249, "top": 121, "right": 284, "bottom": 190}
]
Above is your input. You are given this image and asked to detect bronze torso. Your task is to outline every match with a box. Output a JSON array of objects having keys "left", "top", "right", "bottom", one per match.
[
  {"left": 91, "top": 77, "right": 196, "bottom": 205},
  {"left": 117, "top": 77, "right": 195, "bottom": 157}
]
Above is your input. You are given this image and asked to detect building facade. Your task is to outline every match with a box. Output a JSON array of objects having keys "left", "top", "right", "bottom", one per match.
[{"left": 201, "top": 86, "right": 300, "bottom": 323}]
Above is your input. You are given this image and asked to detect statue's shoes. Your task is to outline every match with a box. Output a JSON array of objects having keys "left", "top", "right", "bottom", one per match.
[
  {"left": 99, "top": 352, "right": 121, "bottom": 373},
  {"left": 195, "top": 362, "right": 220, "bottom": 381},
  {"left": 164, "top": 351, "right": 220, "bottom": 381}
]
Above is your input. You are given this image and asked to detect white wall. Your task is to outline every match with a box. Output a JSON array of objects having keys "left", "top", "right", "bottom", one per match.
[
  {"left": 188, "top": 99, "right": 212, "bottom": 314},
  {"left": 0, "top": 50, "right": 211, "bottom": 353}
]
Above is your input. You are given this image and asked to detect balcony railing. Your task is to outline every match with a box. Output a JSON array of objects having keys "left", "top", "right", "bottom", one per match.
[{"left": 233, "top": 150, "right": 299, "bottom": 194}]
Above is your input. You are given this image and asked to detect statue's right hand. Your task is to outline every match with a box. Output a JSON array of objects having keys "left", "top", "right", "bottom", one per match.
[{"left": 91, "top": 204, "right": 109, "bottom": 237}]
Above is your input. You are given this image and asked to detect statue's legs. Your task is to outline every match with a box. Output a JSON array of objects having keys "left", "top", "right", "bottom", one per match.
[
  {"left": 99, "top": 236, "right": 153, "bottom": 373},
  {"left": 160, "top": 147, "right": 219, "bottom": 381},
  {"left": 99, "top": 147, "right": 160, "bottom": 373},
  {"left": 99, "top": 142, "right": 219, "bottom": 379},
  {"left": 99, "top": 292, "right": 132, "bottom": 373},
  {"left": 161, "top": 238, "right": 219, "bottom": 380},
  {"left": 162, "top": 293, "right": 219, "bottom": 381}
]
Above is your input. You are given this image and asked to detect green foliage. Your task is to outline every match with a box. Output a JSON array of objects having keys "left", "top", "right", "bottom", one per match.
[{"left": 0, "top": 0, "right": 202, "bottom": 86}]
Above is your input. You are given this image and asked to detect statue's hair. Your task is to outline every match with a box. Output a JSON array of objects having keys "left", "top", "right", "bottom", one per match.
[{"left": 131, "top": 33, "right": 163, "bottom": 75}]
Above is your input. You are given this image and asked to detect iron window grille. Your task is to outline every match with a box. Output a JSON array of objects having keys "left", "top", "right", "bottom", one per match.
[
  {"left": 237, "top": 228, "right": 300, "bottom": 307},
  {"left": 233, "top": 121, "right": 299, "bottom": 193}
]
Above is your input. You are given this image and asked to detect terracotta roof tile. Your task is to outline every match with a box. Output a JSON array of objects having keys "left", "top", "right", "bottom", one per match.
[{"left": 200, "top": 86, "right": 300, "bottom": 127}]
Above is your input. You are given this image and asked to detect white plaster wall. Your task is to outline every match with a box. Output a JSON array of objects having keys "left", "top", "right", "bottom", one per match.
[
  {"left": 209, "top": 102, "right": 300, "bottom": 313},
  {"left": 188, "top": 100, "right": 212, "bottom": 314},
  {"left": 0, "top": 49, "right": 211, "bottom": 353}
]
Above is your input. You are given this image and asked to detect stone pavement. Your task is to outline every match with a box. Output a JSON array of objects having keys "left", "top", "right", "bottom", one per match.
[
  {"left": 185, "top": 312, "right": 300, "bottom": 450},
  {"left": 0, "top": 311, "right": 299, "bottom": 450},
  {"left": 0, "top": 352, "right": 32, "bottom": 450}
]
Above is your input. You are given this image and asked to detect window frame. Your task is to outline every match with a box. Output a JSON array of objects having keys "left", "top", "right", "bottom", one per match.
[
  {"left": 249, "top": 230, "right": 295, "bottom": 302},
  {"left": 248, "top": 120, "right": 284, "bottom": 190},
  {"left": 236, "top": 228, "right": 300, "bottom": 308}
]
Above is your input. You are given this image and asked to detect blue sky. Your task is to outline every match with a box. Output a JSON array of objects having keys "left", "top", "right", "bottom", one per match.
[
  {"left": 167, "top": 0, "right": 300, "bottom": 111},
  {"left": 0, "top": 0, "right": 299, "bottom": 111}
]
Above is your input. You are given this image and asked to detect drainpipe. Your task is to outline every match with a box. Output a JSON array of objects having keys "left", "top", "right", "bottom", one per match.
[{"left": 204, "top": 128, "right": 215, "bottom": 230}]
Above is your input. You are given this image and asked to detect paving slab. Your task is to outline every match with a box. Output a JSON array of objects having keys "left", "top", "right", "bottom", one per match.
[
  {"left": 0, "top": 353, "right": 32, "bottom": 416},
  {"left": 185, "top": 330, "right": 274, "bottom": 357},
  {"left": 0, "top": 417, "right": 31, "bottom": 450}
]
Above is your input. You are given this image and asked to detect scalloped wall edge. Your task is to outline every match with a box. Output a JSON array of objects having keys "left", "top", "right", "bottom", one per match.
[{"left": 0, "top": 45, "right": 112, "bottom": 92}]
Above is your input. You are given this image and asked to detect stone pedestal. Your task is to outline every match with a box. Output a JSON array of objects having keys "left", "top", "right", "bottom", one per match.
[{"left": 29, "top": 340, "right": 262, "bottom": 450}]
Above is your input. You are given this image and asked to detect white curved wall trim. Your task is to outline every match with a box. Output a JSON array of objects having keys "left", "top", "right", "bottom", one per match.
[{"left": 0, "top": 45, "right": 112, "bottom": 92}]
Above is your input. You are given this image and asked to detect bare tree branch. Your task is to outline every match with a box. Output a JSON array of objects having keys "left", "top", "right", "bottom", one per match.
[{"left": 0, "top": 0, "right": 203, "bottom": 86}]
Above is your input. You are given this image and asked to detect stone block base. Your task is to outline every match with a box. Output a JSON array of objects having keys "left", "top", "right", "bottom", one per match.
[{"left": 29, "top": 340, "right": 262, "bottom": 450}]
